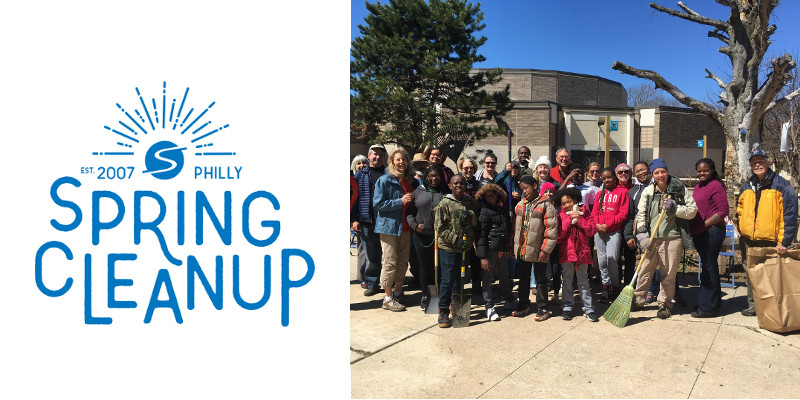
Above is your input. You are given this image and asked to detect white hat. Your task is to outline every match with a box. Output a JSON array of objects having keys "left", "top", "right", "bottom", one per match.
[{"left": 533, "top": 156, "right": 551, "bottom": 170}]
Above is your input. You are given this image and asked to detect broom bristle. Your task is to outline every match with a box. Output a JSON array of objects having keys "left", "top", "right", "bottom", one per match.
[{"left": 603, "top": 285, "right": 634, "bottom": 328}]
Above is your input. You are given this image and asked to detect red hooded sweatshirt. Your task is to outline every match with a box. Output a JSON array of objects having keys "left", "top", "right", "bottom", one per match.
[
  {"left": 591, "top": 185, "right": 630, "bottom": 234},
  {"left": 557, "top": 204, "right": 597, "bottom": 265}
]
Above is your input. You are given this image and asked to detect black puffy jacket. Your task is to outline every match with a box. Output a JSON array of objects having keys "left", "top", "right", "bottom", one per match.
[{"left": 476, "top": 203, "right": 511, "bottom": 258}]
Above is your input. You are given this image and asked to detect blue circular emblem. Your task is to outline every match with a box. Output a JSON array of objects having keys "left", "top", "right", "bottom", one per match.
[{"left": 143, "top": 140, "right": 186, "bottom": 180}]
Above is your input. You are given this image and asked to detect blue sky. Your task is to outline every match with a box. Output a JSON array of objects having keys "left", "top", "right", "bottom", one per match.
[{"left": 351, "top": 0, "right": 800, "bottom": 102}]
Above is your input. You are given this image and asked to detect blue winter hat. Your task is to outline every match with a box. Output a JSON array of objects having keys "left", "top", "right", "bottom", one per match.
[
  {"left": 748, "top": 148, "right": 768, "bottom": 160},
  {"left": 649, "top": 158, "right": 667, "bottom": 173}
]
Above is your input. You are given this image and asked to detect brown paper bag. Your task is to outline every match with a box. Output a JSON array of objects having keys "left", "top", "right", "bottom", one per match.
[{"left": 747, "top": 246, "right": 800, "bottom": 333}]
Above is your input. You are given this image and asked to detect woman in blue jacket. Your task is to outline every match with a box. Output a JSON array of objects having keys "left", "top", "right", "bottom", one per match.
[{"left": 373, "top": 148, "right": 419, "bottom": 312}]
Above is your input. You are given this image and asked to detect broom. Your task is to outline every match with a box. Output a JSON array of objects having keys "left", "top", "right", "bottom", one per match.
[{"left": 603, "top": 195, "right": 672, "bottom": 328}]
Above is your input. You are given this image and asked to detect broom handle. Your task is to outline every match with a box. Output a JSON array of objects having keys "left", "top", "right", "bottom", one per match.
[
  {"left": 629, "top": 195, "right": 672, "bottom": 285},
  {"left": 434, "top": 229, "right": 439, "bottom": 290}
]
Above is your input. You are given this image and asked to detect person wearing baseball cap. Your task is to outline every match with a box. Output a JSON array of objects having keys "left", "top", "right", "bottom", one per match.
[{"left": 735, "top": 147, "right": 798, "bottom": 316}]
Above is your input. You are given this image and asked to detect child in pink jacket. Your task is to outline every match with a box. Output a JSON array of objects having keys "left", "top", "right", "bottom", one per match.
[
  {"left": 557, "top": 187, "right": 598, "bottom": 321},
  {"left": 591, "top": 167, "right": 630, "bottom": 303}
]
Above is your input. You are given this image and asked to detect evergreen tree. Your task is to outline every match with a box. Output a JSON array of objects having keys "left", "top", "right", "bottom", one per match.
[{"left": 351, "top": 0, "right": 512, "bottom": 153}]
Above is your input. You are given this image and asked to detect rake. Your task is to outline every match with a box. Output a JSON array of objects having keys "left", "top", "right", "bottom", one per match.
[{"left": 603, "top": 195, "right": 672, "bottom": 328}]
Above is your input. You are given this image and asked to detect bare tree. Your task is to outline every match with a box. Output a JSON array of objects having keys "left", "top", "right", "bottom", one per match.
[
  {"left": 761, "top": 50, "right": 800, "bottom": 187},
  {"left": 612, "top": 1, "right": 800, "bottom": 188},
  {"left": 627, "top": 83, "right": 683, "bottom": 107}
]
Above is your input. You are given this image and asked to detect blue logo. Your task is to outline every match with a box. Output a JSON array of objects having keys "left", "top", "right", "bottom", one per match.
[
  {"left": 143, "top": 141, "right": 186, "bottom": 179},
  {"left": 89, "top": 82, "right": 238, "bottom": 181}
]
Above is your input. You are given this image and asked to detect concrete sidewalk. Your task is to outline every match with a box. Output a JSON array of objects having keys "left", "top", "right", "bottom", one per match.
[{"left": 349, "top": 252, "right": 800, "bottom": 399}]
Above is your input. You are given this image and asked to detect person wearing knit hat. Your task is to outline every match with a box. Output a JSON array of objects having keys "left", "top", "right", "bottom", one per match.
[
  {"left": 649, "top": 158, "right": 668, "bottom": 173},
  {"left": 540, "top": 181, "right": 556, "bottom": 196},
  {"left": 632, "top": 157, "right": 698, "bottom": 319},
  {"left": 533, "top": 156, "right": 560, "bottom": 191},
  {"left": 615, "top": 163, "right": 633, "bottom": 190}
]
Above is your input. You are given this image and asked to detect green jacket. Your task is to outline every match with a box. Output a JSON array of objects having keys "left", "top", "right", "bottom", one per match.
[
  {"left": 435, "top": 194, "right": 476, "bottom": 253},
  {"left": 635, "top": 175, "right": 697, "bottom": 249}
]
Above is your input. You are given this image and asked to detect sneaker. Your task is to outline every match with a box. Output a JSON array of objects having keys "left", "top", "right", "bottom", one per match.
[
  {"left": 438, "top": 309, "right": 451, "bottom": 328},
  {"left": 645, "top": 292, "right": 656, "bottom": 304},
  {"left": 691, "top": 310, "right": 718, "bottom": 318},
  {"left": 585, "top": 311, "right": 599, "bottom": 322},
  {"left": 420, "top": 296, "right": 429, "bottom": 312},
  {"left": 382, "top": 297, "right": 406, "bottom": 312},
  {"left": 511, "top": 304, "right": 530, "bottom": 318},
  {"left": 534, "top": 311, "right": 549, "bottom": 322},
  {"left": 393, "top": 293, "right": 415, "bottom": 306},
  {"left": 487, "top": 307, "right": 501, "bottom": 322},
  {"left": 741, "top": 306, "right": 757, "bottom": 317},
  {"left": 657, "top": 304, "right": 672, "bottom": 319},
  {"left": 503, "top": 300, "right": 518, "bottom": 310},
  {"left": 562, "top": 309, "right": 573, "bottom": 321},
  {"left": 363, "top": 285, "right": 380, "bottom": 296}
]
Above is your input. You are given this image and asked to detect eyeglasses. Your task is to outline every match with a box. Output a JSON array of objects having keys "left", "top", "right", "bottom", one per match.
[
  {"left": 588, "top": 170, "right": 600, "bottom": 174},
  {"left": 617, "top": 170, "right": 630, "bottom": 174},
  {"left": 462, "top": 167, "right": 476, "bottom": 171}
]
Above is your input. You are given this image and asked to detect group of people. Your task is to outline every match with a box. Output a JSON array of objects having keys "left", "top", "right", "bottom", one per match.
[{"left": 350, "top": 144, "right": 798, "bottom": 328}]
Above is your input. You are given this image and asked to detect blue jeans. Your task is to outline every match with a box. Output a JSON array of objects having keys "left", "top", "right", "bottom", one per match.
[
  {"left": 694, "top": 225, "right": 724, "bottom": 313},
  {"left": 438, "top": 249, "right": 463, "bottom": 311},
  {"left": 648, "top": 270, "right": 661, "bottom": 295},
  {"left": 360, "top": 223, "right": 383, "bottom": 288}
]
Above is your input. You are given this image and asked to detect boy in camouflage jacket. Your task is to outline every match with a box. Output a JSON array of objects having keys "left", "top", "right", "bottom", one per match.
[{"left": 434, "top": 175, "right": 476, "bottom": 328}]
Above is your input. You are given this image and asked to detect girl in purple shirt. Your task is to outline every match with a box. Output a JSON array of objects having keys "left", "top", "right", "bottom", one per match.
[{"left": 690, "top": 158, "right": 728, "bottom": 318}]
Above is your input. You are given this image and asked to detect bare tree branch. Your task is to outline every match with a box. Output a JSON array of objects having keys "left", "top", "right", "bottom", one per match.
[
  {"left": 612, "top": 61, "right": 724, "bottom": 122},
  {"left": 752, "top": 54, "right": 797, "bottom": 115},
  {"left": 705, "top": 68, "right": 727, "bottom": 89},
  {"left": 765, "top": 87, "right": 800, "bottom": 113},
  {"left": 650, "top": 2, "right": 730, "bottom": 30},
  {"left": 707, "top": 29, "right": 729, "bottom": 43}
]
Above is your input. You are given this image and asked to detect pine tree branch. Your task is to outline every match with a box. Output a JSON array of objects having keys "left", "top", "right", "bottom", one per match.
[
  {"left": 650, "top": 2, "right": 730, "bottom": 31},
  {"left": 612, "top": 61, "right": 723, "bottom": 122}
]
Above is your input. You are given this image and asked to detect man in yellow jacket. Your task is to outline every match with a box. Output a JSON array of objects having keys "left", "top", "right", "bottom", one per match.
[{"left": 735, "top": 148, "right": 798, "bottom": 316}]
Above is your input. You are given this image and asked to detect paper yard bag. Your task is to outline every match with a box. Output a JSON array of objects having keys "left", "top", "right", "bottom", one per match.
[{"left": 747, "top": 246, "right": 800, "bottom": 333}]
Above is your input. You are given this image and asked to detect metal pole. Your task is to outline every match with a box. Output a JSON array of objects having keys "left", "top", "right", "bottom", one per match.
[
  {"left": 703, "top": 134, "right": 707, "bottom": 158},
  {"left": 507, "top": 129, "right": 512, "bottom": 165},
  {"left": 604, "top": 115, "right": 611, "bottom": 168}
]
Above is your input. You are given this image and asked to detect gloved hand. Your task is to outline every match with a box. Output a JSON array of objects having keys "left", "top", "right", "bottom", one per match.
[
  {"left": 661, "top": 198, "right": 675, "bottom": 212},
  {"left": 454, "top": 237, "right": 470, "bottom": 250},
  {"left": 636, "top": 232, "right": 651, "bottom": 251}
]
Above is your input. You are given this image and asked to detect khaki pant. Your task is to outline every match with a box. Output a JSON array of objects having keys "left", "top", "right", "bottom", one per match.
[
  {"left": 634, "top": 237, "right": 684, "bottom": 307},
  {"left": 379, "top": 231, "right": 411, "bottom": 290}
]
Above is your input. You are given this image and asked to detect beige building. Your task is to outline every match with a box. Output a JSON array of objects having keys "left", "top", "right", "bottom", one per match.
[{"left": 351, "top": 68, "right": 725, "bottom": 176}]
